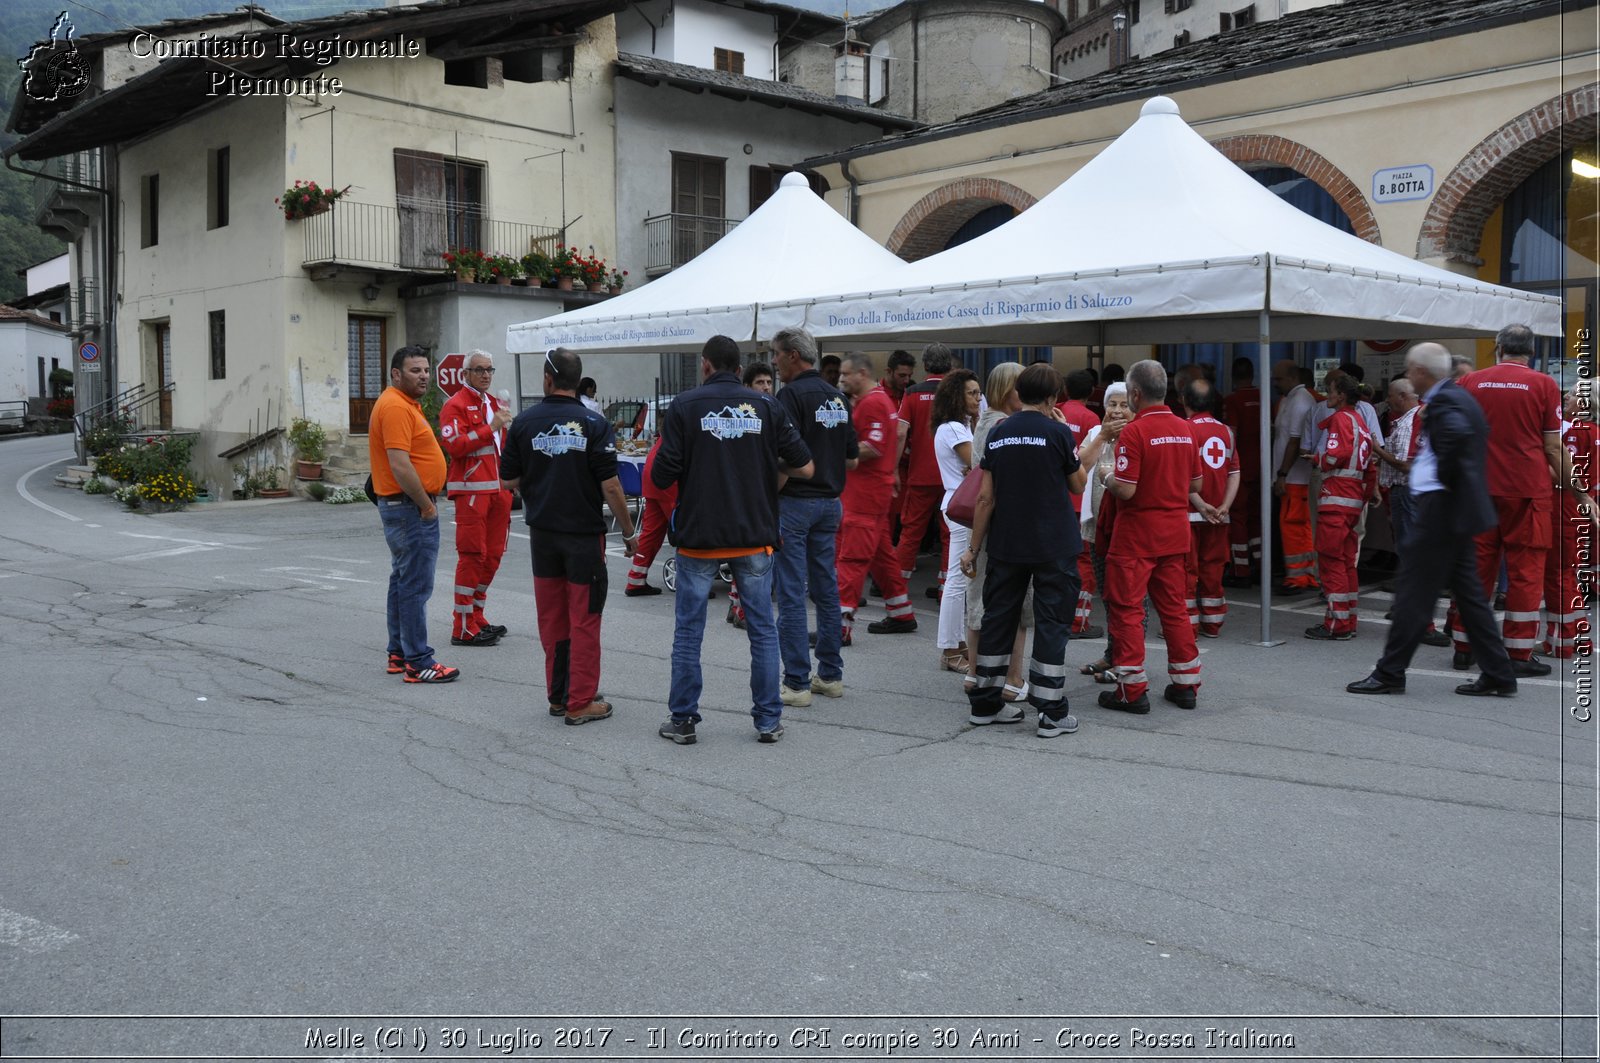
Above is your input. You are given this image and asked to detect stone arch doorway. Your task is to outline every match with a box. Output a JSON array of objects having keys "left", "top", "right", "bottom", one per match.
[{"left": 886, "top": 177, "right": 1038, "bottom": 261}]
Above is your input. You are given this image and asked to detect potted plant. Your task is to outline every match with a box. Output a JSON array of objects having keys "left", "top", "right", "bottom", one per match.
[
  {"left": 607, "top": 267, "right": 628, "bottom": 295},
  {"left": 551, "top": 244, "right": 581, "bottom": 290},
  {"left": 276, "top": 180, "right": 351, "bottom": 220},
  {"left": 442, "top": 248, "right": 487, "bottom": 283},
  {"left": 288, "top": 417, "right": 327, "bottom": 480},
  {"left": 256, "top": 466, "right": 290, "bottom": 498},
  {"left": 521, "top": 249, "right": 553, "bottom": 286},
  {"left": 578, "top": 253, "right": 609, "bottom": 292},
  {"left": 487, "top": 253, "right": 521, "bottom": 285}
]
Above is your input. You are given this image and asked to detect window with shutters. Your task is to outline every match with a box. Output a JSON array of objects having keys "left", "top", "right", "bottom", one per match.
[
  {"left": 671, "top": 153, "right": 726, "bottom": 266},
  {"left": 749, "top": 165, "right": 829, "bottom": 214},
  {"left": 1233, "top": 5, "right": 1256, "bottom": 28},
  {"left": 1164, "top": 0, "right": 1191, "bottom": 12},
  {"left": 394, "top": 149, "right": 485, "bottom": 269},
  {"left": 714, "top": 48, "right": 745, "bottom": 75},
  {"left": 347, "top": 315, "right": 387, "bottom": 434}
]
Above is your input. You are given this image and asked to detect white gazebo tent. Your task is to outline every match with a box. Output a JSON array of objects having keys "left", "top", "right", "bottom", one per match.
[
  {"left": 761, "top": 96, "right": 1564, "bottom": 645},
  {"left": 506, "top": 172, "right": 910, "bottom": 356}
]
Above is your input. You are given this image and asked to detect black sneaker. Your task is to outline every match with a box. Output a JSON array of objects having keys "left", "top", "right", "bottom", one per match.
[
  {"left": 1304, "top": 624, "right": 1353, "bottom": 641},
  {"left": 1420, "top": 629, "right": 1451, "bottom": 647},
  {"left": 481, "top": 622, "right": 508, "bottom": 637},
  {"left": 1162, "top": 683, "right": 1197, "bottom": 710},
  {"left": 1097, "top": 690, "right": 1151, "bottom": 714},
  {"left": 757, "top": 723, "right": 785, "bottom": 743},
  {"left": 867, "top": 616, "right": 918, "bottom": 634},
  {"left": 451, "top": 629, "right": 501, "bottom": 647},
  {"left": 658, "top": 717, "right": 697, "bottom": 744},
  {"left": 624, "top": 584, "right": 663, "bottom": 597}
]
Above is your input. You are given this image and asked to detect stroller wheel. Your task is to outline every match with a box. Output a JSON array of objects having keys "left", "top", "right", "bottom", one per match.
[{"left": 662, "top": 556, "right": 677, "bottom": 592}]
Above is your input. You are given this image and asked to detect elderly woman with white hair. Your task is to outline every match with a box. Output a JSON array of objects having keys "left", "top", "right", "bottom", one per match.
[{"left": 1075, "top": 381, "right": 1131, "bottom": 682}]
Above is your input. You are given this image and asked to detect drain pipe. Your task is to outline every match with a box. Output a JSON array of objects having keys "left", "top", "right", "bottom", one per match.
[{"left": 841, "top": 157, "right": 860, "bottom": 226}]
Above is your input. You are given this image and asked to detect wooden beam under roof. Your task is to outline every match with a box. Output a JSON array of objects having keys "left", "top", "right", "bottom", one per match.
[{"left": 428, "top": 30, "right": 585, "bottom": 62}]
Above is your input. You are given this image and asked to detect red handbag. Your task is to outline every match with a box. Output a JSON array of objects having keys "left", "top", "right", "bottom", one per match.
[{"left": 945, "top": 465, "right": 984, "bottom": 528}]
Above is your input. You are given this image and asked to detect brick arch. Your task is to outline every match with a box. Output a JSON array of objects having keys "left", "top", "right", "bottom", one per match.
[
  {"left": 1211, "top": 134, "right": 1381, "bottom": 244},
  {"left": 886, "top": 178, "right": 1039, "bottom": 261},
  {"left": 1418, "top": 84, "right": 1599, "bottom": 265}
]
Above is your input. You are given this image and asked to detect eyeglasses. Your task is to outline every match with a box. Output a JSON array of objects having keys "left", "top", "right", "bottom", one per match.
[{"left": 468, "top": 366, "right": 496, "bottom": 375}]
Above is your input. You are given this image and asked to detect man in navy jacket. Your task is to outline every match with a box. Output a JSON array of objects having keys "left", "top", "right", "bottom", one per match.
[
  {"left": 652, "top": 335, "right": 814, "bottom": 745},
  {"left": 1347, "top": 343, "right": 1516, "bottom": 697}
]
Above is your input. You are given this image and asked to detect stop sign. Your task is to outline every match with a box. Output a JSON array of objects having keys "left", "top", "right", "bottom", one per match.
[{"left": 436, "top": 352, "right": 467, "bottom": 396}]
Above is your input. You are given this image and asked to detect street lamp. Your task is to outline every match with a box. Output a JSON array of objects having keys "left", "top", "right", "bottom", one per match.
[{"left": 1111, "top": 10, "right": 1127, "bottom": 68}]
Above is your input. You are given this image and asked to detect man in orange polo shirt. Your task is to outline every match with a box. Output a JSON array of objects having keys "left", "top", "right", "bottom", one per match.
[{"left": 369, "top": 345, "right": 458, "bottom": 684}]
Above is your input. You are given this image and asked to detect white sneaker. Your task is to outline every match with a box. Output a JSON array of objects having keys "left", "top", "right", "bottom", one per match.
[
  {"left": 969, "top": 703, "right": 1024, "bottom": 726},
  {"left": 1037, "top": 713, "right": 1079, "bottom": 738},
  {"left": 810, "top": 676, "right": 844, "bottom": 698},
  {"left": 780, "top": 685, "right": 812, "bottom": 708}
]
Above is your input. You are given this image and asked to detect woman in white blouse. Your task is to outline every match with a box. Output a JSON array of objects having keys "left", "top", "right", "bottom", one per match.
[{"left": 931, "top": 368, "right": 981, "bottom": 671}]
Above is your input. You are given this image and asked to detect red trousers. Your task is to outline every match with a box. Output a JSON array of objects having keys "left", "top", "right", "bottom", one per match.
[
  {"left": 1186, "top": 521, "right": 1231, "bottom": 636},
  {"left": 532, "top": 531, "right": 607, "bottom": 711},
  {"left": 1543, "top": 496, "right": 1589, "bottom": 658},
  {"left": 836, "top": 512, "right": 914, "bottom": 628},
  {"left": 1315, "top": 503, "right": 1362, "bottom": 636},
  {"left": 1280, "top": 485, "right": 1317, "bottom": 588},
  {"left": 1448, "top": 494, "right": 1551, "bottom": 661},
  {"left": 1228, "top": 481, "right": 1262, "bottom": 577},
  {"left": 626, "top": 495, "right": 672, "bottom": 589},
  {"left": 1105, "top": 551, "right": 1202, "bottom": 701},
  {"left": 895, "top": 484, "right": 948, "bottom": 585},
  {"left": 452, "top": 488, "right": 511, "bottom": 637},
  {"left": 1074, "top": 552, "right": 1097, "bottom": 633}
]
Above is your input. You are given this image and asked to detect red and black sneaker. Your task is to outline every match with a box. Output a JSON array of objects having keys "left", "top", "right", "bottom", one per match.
[
  {"left": 404, "top": 662, "right": 461, "bottom": 684},
  {"left": 386, "top": 652, "right": 405, "bottom": 675}
]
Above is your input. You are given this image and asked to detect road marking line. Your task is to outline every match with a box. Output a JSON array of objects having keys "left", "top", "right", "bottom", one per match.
[
  {"left": 0, "top": 905, "right": 80, "bottom": 954},
  {"left": 120, "top": 532, "right": 225, "bottom": 546},
  {"left": 305, "top": 556, "right": 372, "bottom": 564},
  {"left": 114, "top": 546, "right": 219, "bottom": 562},
  {"left": 15, "top": 458, "right": 79, "bottom": 522},
  {"left": 266, "top": 566, "right": 372, "bottom": 584},
  {"left": 1407, "top": 667, "right": 1563, "bottom": 689}
]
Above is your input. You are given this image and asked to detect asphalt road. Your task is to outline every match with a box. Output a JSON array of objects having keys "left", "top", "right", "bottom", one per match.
[{"left": 0, "top": 432, "right": 1595, "bottom": 1062}]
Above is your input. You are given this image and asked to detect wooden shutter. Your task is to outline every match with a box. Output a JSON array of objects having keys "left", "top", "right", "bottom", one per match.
[{"left": 394, "top": 149, "right": 449, "bottom": 268}]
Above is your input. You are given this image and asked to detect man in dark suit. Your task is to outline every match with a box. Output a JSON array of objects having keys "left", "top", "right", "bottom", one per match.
[{"left": 1347, "top": 343, "right": 1518, "bottom": 697}]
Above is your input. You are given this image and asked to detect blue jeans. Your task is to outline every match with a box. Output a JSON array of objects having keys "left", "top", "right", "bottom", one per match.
[
  {"left": 379, "top": 499, "right": 441, "bottom": 667},
  {"left": 775, "top": 495, "right": 844, "bottom": 689},
  {"left": 669, "top": 551, "right": 782, "bottom": 731}
]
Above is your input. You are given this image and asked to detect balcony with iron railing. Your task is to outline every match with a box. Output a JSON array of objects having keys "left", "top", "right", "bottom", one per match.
[
  {"left": 73, "top": 277, "right": 100, "bottom": 330},
  {"left": 301, "top": 201, "right": 563, "bottom": 274},
  {"left": 643, "top": 212, "right": 741, "bottom": 276},
  {"left": 32, "top": 150, "right": 103, "bottom": 238}
]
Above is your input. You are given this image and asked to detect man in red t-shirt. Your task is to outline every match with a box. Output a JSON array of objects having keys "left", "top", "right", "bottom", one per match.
[
  {"left": 1545, "top": 382, "right": 1599, "bottom": 657},
  {"left": 1100, "top": 360, "right": 1204, "bottom": 712},
  {"left": 894, "top": 343, "right": 953, "bottom": 597},
  {"left": 1450, "top": 325, "right": 1584, "bottom": 675},
  {"left": 1057, "top": 368, "right": 1104, "bottom": 638},
  {"left": 1222, "top": 356, "right": 1263, "bottom": 582},
  {"left": 1182, "top": 380, "right": 1240, "bottom": 639},
  {"left": 837, "top": 353, "right": 916, "bottom": 641}
]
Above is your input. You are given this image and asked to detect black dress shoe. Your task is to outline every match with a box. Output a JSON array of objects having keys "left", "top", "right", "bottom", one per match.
[
  {"left": 1161, "top": 683, "right": 1196, "bottom": 710},
  {"left": 866, "top": 616, "right": 918, "bottom": 634},
  {"left": 1097, "top": 690, "right": 1151, "bottom": 714},
  {"left": 1346, "top": 673, "right": 1406, "bottom": 695},
  {"left": 1451, "top": 650, "right": 1475, "bottom": 671},
  {"left": 1419, "top": 629, "right": 1451, "bottom": 647},
  {"left": 1455, "top": 675, "right": 1517, "bottom": 697},
  {"left": 450, "top": 629, "right": 500, "bottom": 647},
  {"left": 1511, "top": 656, "right": 1553, "bottom": 677},
  {"left": 624, "top": 584, "right": 663, "bottom": 597}
]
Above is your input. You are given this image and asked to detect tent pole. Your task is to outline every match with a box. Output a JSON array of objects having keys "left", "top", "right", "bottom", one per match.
[{"left": 1255, "top": 304, "right": 1283, "bottom": 647}]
